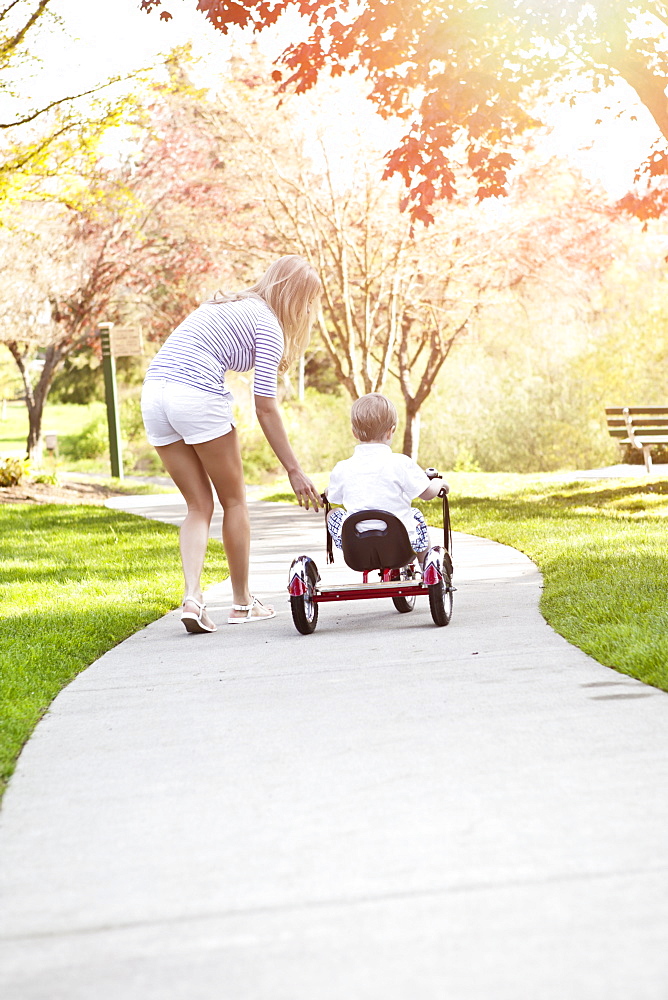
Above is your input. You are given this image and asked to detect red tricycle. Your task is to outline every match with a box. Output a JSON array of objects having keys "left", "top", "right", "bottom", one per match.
[{"left": 287, "top": 470, "right": 454, "bottom": 634}]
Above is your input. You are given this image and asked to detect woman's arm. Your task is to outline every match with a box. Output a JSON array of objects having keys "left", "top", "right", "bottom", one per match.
[{"left": 254, "top": 395, "right": 321, "bottom": 510}]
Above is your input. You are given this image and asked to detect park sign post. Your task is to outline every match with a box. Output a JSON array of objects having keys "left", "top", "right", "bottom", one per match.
[
  {"left": 98, "top": 323, "right": 143, "bottom": 480},
  {"left": 110, "top": 326, "right": 143, "bottom": 358}
]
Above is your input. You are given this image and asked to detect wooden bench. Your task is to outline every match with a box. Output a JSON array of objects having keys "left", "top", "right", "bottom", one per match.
[{"left": 605, "top": 406, "right": 668, "bottom": 472}]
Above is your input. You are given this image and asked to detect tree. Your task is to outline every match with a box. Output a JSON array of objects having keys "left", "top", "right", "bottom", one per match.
[
  {"left": 202, "top": 71, "right": 616, "bottom": 457},
  {"left": 129, "top": 45, "right": 661, "bottom": 476},
  {"left": 0, "top": 1, "right": 150, "bottom": 208},
  {"left": 141, "top": 0, "right": 668, "bottom": 223},
  {"left": 1, "top": 0, "right": 117, "bottom": 129},
  {"left": 1, "top": 0, "right": 52, "bottom": 88},
  {"left": 417, "top": 202, "right": 668, "bottom": 474},
  {"left": 383, "top": 161, "right": 617, "bottom": 457},
  {"left": 576, "top": 227, "right": 668, "bottom": 407},
  {"left": 0, "top": 75, "right": 232, "bottom": 457}
]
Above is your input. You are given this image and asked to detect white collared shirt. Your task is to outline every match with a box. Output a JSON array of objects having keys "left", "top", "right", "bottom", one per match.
[{"left": 327, "top": 443, "right": 431, "bottom": 534}]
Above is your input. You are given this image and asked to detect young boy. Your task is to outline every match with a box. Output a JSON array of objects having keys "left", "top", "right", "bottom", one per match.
[{"left": 326, "top": 393, "right": 446, "bottom": 564}]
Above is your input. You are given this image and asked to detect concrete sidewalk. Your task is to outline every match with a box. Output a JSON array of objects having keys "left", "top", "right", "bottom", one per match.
[{"left": 1, "top": 498, "right": 668, "bottom": 999}]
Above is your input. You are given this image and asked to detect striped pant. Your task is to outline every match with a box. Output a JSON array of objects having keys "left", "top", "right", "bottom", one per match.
[{"left": 327, "top": 507, "right": 430, "bottom": 553}]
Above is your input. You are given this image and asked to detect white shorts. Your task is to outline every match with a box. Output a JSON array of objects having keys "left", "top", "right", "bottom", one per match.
[{"left": 141, "top": 379, "right": 235, "bottom": 447}]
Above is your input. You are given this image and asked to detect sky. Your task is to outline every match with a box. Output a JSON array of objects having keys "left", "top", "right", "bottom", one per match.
[
  {"left": 9, "top": 0, "right": 662, "bottom": 199},
  {"left": 20, "top": 0, "right": 242, "bottom": 99},
  {"left": 26, "top": 0, "right": 306, "bottom": 98}
]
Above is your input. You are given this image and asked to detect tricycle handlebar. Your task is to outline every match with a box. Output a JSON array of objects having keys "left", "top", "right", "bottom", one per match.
[{"left": 425, "top": 467, "right": 449, "bottom": 496}]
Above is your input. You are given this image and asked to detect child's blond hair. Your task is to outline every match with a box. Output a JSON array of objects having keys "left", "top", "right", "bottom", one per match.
[{"left": 351, "top": 393, "right": 397, "bottom": 442}]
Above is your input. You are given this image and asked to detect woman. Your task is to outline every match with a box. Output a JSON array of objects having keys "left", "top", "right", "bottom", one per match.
[{"left": 141, "top": 255, "right": 322, "bottom": 633}]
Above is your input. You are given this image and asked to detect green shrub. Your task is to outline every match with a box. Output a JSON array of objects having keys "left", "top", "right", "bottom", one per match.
[
  {"left": 127, "top": 443, "right": 165, "bottom": 476},
  {"left": 59, "top": 416, "right": 108, "bottom": 460},
  {"left": 419, "top": 364, "right": 616, "bottom": 474},
  {"left": 49, "top": 350, "right": 104, "bottom": 405},
  {"left": 621, "top": 443, "right": 668, "bottom": 465},
  {"left": 120, "top": 393, "right": 146, "bottom": 443},
  {"left": 0, "top": 456, "right": 29, "bottom": 486},
  {"left": 453, "top": 445, "right": 481, "bottom": 473},
  {"left": 50, "top": 350, "right": 146, "bottom": 405},
  {"left": 282, "top": 389, "right": 353, "bottom": 473},
  {"left": 237, "top": 420, "right": 281, "bottom": 483},
  {"left": 233, "top": 389, "right": 353, "bottom": 484},
  {"left": 303, "top": 349, "right": 343, "bottom": 396}
]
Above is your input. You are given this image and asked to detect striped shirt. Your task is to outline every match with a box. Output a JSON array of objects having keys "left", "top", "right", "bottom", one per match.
[{"left": 144, "top": 297, "right": 284, "bottom": 398}]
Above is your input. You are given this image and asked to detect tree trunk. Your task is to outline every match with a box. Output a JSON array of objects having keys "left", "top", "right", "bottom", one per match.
[
  {"left": 7, "top": 341, "right": 63, "bottom": 460},
  {"left": 402, "top": 407, "right": 420, "bottom": 461},
  {"left": 26, "top": 406, "right": 43, "bottom": 462},
  {"left": 25, "top": 372, "right": 54, "bottom": 463}
]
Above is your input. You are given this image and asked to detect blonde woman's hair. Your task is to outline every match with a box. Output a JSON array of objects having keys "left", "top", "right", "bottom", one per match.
[
  {"left": 351, "top": 393, "right": 398, "bottom": 442},
  {"left": 210, "top": 255, "right": 321, "bottom": 373}
]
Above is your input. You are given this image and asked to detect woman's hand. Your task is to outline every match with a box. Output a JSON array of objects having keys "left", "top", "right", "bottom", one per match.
[
  {"left": 288, "top": 468, "right": 321, "bottom": 511},
  {"left": 254, "top": 395, "right": 321, "bottom": 511}
]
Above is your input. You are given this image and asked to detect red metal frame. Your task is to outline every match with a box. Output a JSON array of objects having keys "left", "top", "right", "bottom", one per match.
[
  {"left": 362, "top": 568, "right": 401, "bottom": 583},
  {"left": 291, "top": 556, "right": 446, "bottom": 606},
  {"left": 314, "top": 583, "right": 428, "bottom": 603},
  {"left": 313, "top": 562, "right": 425, "bottom": 603}
]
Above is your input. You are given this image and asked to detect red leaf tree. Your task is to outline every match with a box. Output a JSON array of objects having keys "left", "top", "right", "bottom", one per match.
[
  {"left": 199, "top": 71, "right": 617, "bottom": 457},
  {"left": 141, "top": 1, "right": 668, "bottom": 222}
]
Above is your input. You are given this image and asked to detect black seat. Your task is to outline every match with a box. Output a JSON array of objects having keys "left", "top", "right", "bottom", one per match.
[{"left": 341, "top": 510, "right": 416, "bottom": 572}]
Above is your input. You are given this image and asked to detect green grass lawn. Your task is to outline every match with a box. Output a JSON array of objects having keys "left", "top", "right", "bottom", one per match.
[
  {"left": 261, "top": 472, "right": 668, "bottom": 692},
  {"left": 0, "top": 504, "right": 227, "bottom": 797},
  {"left": 0, "top": 398, "right": 170, "bottom": 479},
  {"left": 0, "top": 400, "right": 106, "bottom": 454}
]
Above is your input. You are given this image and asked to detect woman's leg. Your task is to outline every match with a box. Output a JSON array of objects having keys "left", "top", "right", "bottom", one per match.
[
  {"left": 193, "top": 429, "right": 273, "bottom": 620},
  {"left": 155, "top": 439, "right": 217, "bottom": 630}
]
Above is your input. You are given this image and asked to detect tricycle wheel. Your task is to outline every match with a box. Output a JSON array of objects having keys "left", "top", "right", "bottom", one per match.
[
  {"left": 392, "top": 565, "right": 417, "bottom": 613},
  {"left": 428, "top": 570, "right": 453, "bottom": 627},
  {"left": 291, "top": 593, "right": 318, "bottom": 634}
]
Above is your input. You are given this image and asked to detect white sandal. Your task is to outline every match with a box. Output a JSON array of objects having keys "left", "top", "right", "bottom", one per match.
[
  {"left": 228, "top": 596, "right": 276, "bottom": 624},
  {"left": 181, "top": 596, "right": 216, "bottom": 634}
]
